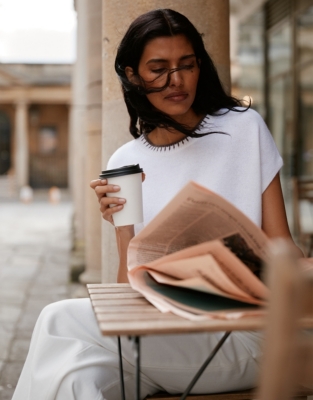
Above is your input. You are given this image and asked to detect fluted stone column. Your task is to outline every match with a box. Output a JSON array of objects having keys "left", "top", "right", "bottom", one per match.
[
  {"left": 14, "top": 100, "right": 29, "bottom": 188},
  {"left": 69, "top": 0, "right": 88, "bottom": 249},
  {"left": 79, "top": 0, "right": 102, "bottom": 284},
  {"left": 101, "top": 0, "right": 230, "bottom": 282}
]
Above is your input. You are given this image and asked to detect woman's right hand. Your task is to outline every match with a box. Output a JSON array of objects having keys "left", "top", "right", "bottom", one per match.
[{"left": 90, "top": 179, "right": 125, "bottom": 225}]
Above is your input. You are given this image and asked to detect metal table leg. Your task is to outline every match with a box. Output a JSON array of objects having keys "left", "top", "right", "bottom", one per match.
[
  {"left": 132, "top": 336, "right": 141, "bottom": 400},
  {"left": 117, "top": 336, "right": 126, "bottom": 400},
  {"left": 120, "top": 331, "right": 230, "bottom": 400},
  {"left": 180, "top": 331, "right": 231, "bottom": 400}
]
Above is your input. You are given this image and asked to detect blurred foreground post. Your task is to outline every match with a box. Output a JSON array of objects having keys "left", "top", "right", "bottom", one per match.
[{"left": 258, "top": 240, "right": 313, "bottom": 400}]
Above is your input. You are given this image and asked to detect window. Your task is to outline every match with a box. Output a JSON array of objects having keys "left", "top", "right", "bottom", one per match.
[
  {"left": 237, "top": 10, "right": 265, "bottom": 116},
  {"left": 0, "top": 110, "right": 11, "bottom": 174},
  {"left": 297, "top": 5, "right": 313, "bottom": 65}
]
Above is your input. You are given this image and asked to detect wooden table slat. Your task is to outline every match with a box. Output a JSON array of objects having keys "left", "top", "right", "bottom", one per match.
[
  {"left": 89, "top": 288, "right": 137, "bottom": 294},
  {"left": 92, "top": 298, "right": 149, "bottom": 307},
  {"left": 90, "top": 292, "right": 144, "bottom": 300},
  {"left": 87, "top": 283, "right": 131, "bottom": 288},
  {"left": 98, "top": 317, "right": 265, "bottom": 336},
  {"left": 94, "top": 305, "right": 160, "bottom": 313},
  {"left": 97, "top": 312, "right": 183, "bottom": 322}
]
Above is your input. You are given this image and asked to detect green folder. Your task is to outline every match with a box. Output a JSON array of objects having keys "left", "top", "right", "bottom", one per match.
[{"left": 145, "top": 272, "right": 258, "bottom": 312}]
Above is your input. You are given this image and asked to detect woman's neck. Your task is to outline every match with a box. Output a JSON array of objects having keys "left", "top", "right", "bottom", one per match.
[
  {"left": 147, "top": 112, "right": 205, "bottom": 146},
  {"left": 147, "top": 126, "right": 186, "bottom": 146}
]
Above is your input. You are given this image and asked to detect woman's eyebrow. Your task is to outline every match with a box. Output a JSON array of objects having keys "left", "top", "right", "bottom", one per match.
[{"left": 146, "top": 54, "right": 196, "bottom": 65}]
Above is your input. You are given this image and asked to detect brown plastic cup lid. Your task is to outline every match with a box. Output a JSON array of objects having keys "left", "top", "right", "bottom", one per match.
[{"left": 99, "top": 164, "right": 143, "bottom": 179}]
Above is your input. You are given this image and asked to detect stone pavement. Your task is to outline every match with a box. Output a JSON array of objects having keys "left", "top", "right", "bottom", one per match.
[{"left": 0, "top": 195, "right": 82, "bottom": 400}]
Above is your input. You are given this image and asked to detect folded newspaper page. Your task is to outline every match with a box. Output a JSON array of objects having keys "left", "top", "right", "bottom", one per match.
[
  {"left": 127, "top": 181, "right": 270, "bottom": 319},
  {"left": 128, "top": 242, "right": 268, "bottom": 320}
]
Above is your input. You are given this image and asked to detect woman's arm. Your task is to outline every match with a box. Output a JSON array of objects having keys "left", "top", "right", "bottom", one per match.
[
  {"left": 90, "top": 178, "right": 132, "bottom": 282},
  {"left": 262, "top": 173, "right": 304, "bottom": 257},
  {"left": 115, "top": 226, "right": 134, "bottom": 283},
  {"left": 90, "top": 175, "right": 145, "bottom": 283}
]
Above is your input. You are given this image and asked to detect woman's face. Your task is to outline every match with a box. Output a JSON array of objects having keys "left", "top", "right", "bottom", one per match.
[{"left": 135, "top": 35, "right": 200, "bottom": 123}]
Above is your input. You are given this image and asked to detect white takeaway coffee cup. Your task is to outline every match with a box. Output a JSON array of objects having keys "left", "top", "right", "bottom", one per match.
[{"left": 99, "top": 164, "right": 144, "bottom": 227}]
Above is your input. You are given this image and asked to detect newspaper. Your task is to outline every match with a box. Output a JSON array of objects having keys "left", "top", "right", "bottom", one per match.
[{"left": 127, "top": 181, "right": 271, "bottom": 320}]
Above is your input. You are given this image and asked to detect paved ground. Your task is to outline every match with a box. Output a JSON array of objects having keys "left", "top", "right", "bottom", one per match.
[{"left": 0, "top": 195, "right": 81, "bottom": 400}]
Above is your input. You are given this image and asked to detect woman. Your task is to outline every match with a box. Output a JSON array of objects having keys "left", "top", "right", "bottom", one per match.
[{"left": 13, "top": 9, "right": 302, "bottom": 400}]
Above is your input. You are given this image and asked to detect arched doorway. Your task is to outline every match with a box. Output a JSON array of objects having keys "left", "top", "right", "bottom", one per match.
[{"left": 0, "top": 110, "right": 11, "bottom": 175}]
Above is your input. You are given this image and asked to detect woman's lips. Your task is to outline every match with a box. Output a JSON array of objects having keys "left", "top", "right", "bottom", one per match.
[{"left": 164, "top": 92, "right": 188, "bottom": 101}]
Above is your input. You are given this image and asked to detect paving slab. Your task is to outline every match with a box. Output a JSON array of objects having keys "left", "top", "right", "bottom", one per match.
[
  {"left": 1, "top": 265, "right": 38, "bottom": 280},
  {"left": 28, "top": 284, "right": 68, "bottom": 298},
  {"left": 14, "top": 314, "right": 39, "bottom": 339},
  {"left": 0, "top": 280, "right": 30, "bottom": 292},
  {"left": 0, "top": 361, "right": 24, "bottom": 386},
  {"left": 0, "top": 290, "right": 25, "bottom": 306},
  {"left": 33, "top": 274, "right": 69, "bottom": 287},
  {"left": 0, "top": 305, "right": 21, "bottom": 324},
  {"left": 0, "top": 329, "right": 13, "bottom": 360},
  {"left": 8, "top": 339, "right": 31, "bottom": 362},
  {"left": 15, "top": 245, "right": 46, "bottom": 256},
  {"left": 0, "top": 255, "right": 12, "bottom": 267},
  {"left": 0, "top": 387, "right": 15, "bottom": 400}
]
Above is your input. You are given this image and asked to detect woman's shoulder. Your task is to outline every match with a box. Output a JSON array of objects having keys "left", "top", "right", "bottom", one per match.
[
  {"left": 107, "top": 138, "right": 141, "bottom": 169},
  {"left": 210, "top": 107, "right": 281, "bottom": 157},
  {"left": 212, "top": 107, "right": 265, "bottom": 124},
  {"left": 206, "top": 107, "right": 269, "bottom": 137}
]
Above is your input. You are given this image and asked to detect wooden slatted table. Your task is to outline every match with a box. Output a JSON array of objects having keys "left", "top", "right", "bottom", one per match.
[
  {"left": 87, "top": 283, "right": 266, "bottom": 336},
  {"left": 87, "top": 283, "right": 313, "bottom": 400},
  {"left": 87, "top": 283, "right": 264, "bottom": 400}
]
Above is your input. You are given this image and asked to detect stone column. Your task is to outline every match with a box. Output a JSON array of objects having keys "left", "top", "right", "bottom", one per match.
[
  {"left": 79, "top": 0, "right": 102, "bottom": 285},
  {"left": 101, "top": 0, "right": 231, "bottom": 282},
  {"left": 203, "top": 0, "right": 230, "bottom": 93},
  {"left": 14, "top": 100, "right": 29, "bottom": 188},
  {"left": 68, "top": 0, "right": 88, "bottom": 282}
]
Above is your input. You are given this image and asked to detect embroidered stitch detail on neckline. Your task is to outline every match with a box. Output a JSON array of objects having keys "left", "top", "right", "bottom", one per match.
[
  {"left": 140, "top": 134, "right": 191, "bottom": 151},
  {"left": 139, "top": 115, "right": 211, "bottom": 151}
]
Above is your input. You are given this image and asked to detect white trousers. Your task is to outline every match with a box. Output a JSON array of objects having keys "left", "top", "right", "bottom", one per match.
[{"left": 12, "top": 298, "right": 263, "bottom": 400}]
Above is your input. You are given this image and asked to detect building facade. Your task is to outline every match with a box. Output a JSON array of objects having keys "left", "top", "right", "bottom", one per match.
[
  {"left": 0, "top": 63, "right": 71, "bottom": 193},
  {"left": 232, "top": 0, "right": 313, "bottom": 204}
]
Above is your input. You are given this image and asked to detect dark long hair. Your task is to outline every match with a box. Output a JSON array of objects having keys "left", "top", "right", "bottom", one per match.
[{"left": 115, "top": 9, "right": 247, "bottom": 139}]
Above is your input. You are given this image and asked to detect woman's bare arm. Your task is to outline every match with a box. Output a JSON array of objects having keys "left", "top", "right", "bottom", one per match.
[
  {"left": 90, "top": 175, "right": 145, "bottom": 283},
  {"left": 115, "top": 226, "right": 135, "bottom": 283},
  {"left": 262, "top": 173, "right": 304, "bottom": 257},
  {"left": 90, "top": 178, "right": 131, "bottom": 282}
]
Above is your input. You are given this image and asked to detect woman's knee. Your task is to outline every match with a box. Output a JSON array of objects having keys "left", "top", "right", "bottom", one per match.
[
  {"left": 36, "top": 298, "right": 93, "bottom": 337},
  {"left": 43, "top": 297, "right": 91, "bottom": 317}
]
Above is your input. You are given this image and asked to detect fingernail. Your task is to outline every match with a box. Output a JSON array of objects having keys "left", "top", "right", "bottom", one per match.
[
  {"left": 113, "top": 185, "right": 120, "bottom": 190},
  {"left": 118, "top": 198, "right": 126, "bottom": 204},
  {"left": 101, "top": 179, "right": 107, "bottom": 184},
  {"left": 116, "top": 205, "right": 123, "bottom": 210}
]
